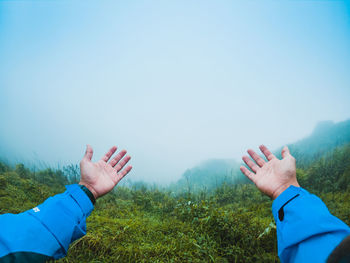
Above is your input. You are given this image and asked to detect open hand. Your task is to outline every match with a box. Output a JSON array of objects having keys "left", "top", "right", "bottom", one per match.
[
  {"left": 79, "top": 145, "right": 132, "bottom": 199},
  {"left": 240, "top": 145, "right": 299, "bottom": 199}
]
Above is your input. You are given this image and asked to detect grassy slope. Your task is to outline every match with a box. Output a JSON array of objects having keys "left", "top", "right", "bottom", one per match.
[{"left": 0, "top": 144, "right": 349, "bottom": 262}]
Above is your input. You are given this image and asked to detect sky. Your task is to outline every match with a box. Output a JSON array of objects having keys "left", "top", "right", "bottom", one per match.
[{"left": 0, "top": 1, "right": 349, "bottom": 184}]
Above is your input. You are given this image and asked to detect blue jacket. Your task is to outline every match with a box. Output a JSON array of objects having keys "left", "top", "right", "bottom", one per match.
[
  {"left": 0, "top": 184, "right": 349, "bottom": 262},
  {"left": 0, "top": 184, "right": 94, "bottom": 262},
  {"left": 272, "top": 186, "right": 350, "bottom": 262}
]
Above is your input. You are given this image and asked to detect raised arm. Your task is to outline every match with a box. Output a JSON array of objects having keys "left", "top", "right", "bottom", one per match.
[
  {"left": 0, "top": 145, "right": 132, "bottom": 262},
  {"left": 240, "top": 145, "right": 350, "bottom": 263}
]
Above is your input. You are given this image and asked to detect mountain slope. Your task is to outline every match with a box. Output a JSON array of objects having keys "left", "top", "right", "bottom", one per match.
[
  {"left": 174, "top": 119, "right": 350, "bottom": 192},
  {"left": 286, "top": 119, "right": 350, "bottom": 168},
  {"left": 170, "top": 159, "right": 243, "bottom": 193}
]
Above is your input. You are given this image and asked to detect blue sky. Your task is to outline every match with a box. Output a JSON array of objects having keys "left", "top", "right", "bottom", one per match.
[{"left": 0, "top": 1, "right": 349, "bottom": 183}]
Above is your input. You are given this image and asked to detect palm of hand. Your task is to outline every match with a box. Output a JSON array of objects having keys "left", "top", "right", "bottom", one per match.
[
  {"left": 254, "top": 157, "right": 296, "bottom": 199},
  {"left": 79, "top": 145, "right": 132, "bottom": 199},
  {"left": 240, "top": 145, "right": 299, "bottom": 199},
  {"left": 80, "top": 161, "right": 122, "bottom": 198}
]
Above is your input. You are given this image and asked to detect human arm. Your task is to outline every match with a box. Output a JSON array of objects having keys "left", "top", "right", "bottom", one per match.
[
  {"left": 240, "top": 145, "right": 350, "bottom": 263},
  {"left": 0, "top": 145, "right": 132, "bottom": 262}
]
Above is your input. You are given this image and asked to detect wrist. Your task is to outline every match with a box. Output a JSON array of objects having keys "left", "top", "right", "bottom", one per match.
[
  {"left": 79, "top": 182, "right": 99, "bottom": 200},
  {"left": 272, "top": 181, "right": 300, "bottom": 200}
]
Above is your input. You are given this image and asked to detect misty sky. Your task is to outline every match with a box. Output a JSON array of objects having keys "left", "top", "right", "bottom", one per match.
[{"left": 0, "top": 1, "right": 350, "bottom": 184}]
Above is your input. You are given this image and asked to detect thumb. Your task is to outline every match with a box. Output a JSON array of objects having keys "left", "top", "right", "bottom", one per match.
[
  {"left": 281, "top": 146, "right": 290, "bottom": 159},
  {"left": 83, "top": 144, "right": 93, "bottom": 161}
]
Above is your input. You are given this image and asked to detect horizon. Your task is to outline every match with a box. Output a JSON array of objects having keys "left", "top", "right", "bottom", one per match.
[
  {"left": 1, "top": 1, "right": 350, "bottom": 184},
  {"left": 1, "top": 118, "right": 349, "bottom": 187}
]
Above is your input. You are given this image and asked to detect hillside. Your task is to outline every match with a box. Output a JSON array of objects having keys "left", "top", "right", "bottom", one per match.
[
  {"left": 175, "top": 119, "right": 350, "bottom": 192},
  {"left": 287, "top": 119, "right": 350, "bottom": 168},
  {"left": 0, "top": 119, "right": 349, "bottom": 262},
  {"left": 1, "top": 143, "right": 350, "bottom": 262},
  {"left": 170, "top": 159, "right": 243, "bottom": 193},
  {"left": 1, "top": 140, "right": 350, "bottom": 261}
]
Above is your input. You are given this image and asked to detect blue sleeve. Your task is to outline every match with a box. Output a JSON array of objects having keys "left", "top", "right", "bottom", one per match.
[
  {"left": 272, "top": 186, "right": 350, "bottom": 263},
  {"left": 0, "top": 184, "right": 94, "bottom": 260}
]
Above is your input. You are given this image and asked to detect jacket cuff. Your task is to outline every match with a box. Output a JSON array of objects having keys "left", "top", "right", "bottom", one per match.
[
  {"left": 78, "top": 185, "right": 96, "bottom": 205},
  {"left": 65, "top": 184, "right": 94, "bottom": 216},
  {"left": 272, "top": 185, "right": 304, "bottom": 222}
]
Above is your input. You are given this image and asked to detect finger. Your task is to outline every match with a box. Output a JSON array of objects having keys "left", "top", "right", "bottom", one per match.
[
  {"left": 114, "top": 155, "right": 131, "bottom": 172},
  {"left": 242, "top": 156, "right": 259, "bottom": 173},
  {"left": 247, "top": 149, "right": 266, "bottom": 167},
  {"left": 240, "top": 166, "right": 255, "bottom": 183},
  {"left": 109, "top": 150, "right": 127, "bottom": 167},
  {"left": 83, "top": 145, "right": 93, "bottom": 161},
  {"left": 115, "top": 165, "right": 132, "bottom": 183},
  {"left": 101, "top": 146, "right": 117, "bottom": 162},
  {"left": 281, "top": 146, "right": 290, "bottom": 159},
  {"left": 259, "top": 145, "right": 276, "bottom": 161}
]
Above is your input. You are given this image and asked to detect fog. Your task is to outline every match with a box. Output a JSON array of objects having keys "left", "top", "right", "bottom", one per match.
[{"left": 1, "top": 1, "right": 349, "bottom": 184}]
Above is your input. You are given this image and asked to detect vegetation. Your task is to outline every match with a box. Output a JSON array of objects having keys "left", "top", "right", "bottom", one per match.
[
  {"left": 0, "top": 141, "right": 350, "bottom": 262},
  {"left": 287, "top": 119, "right": 350, "bottom": 168},
  {"left": 0, "top": 120, "right": 349, "bottom": 262},
  {"left": 172, "top": 119, "right": 350, "bottom": 193}
]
